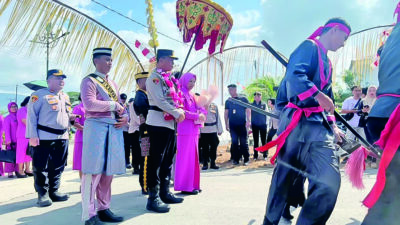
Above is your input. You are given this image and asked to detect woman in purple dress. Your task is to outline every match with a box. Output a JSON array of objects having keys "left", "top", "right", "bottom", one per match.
[
  {"left": 0, "top": 114, "right": 4, "bottom": 176},
  {"left": 174, "top": 73, "right": 206, "bottom": 194},
  {"left": 72, "top": 96, "right": 85, "bottom": 179},
  {"left": 16, "top": 97, "right": 33, "bottom": 177},
  {"left": 4, "top": 102, "right": 19, "bottom": 178}
]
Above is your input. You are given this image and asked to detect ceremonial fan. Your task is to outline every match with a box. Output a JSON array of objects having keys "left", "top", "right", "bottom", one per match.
[{"left": 176, "top": 0, "right": 233, "bottom": 75}]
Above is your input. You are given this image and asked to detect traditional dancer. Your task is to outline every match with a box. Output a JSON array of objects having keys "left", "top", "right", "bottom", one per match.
[
  {"left": 257, "top": 18, "right": 351, "bottom": 225},
  {"left": 145, "top": 49, "right": 185, "bottom": 213},
  {"left": 174, "top": 73, "right": 205, "bottom": 194},
  {"left": 26, "top": 69, "right": 74, "bottom": 207},
  {"left": 80, "top": 48, "right": 127, "bottom": 225},
  {"left": 361, "top": 20, "right": 400, "bottom": 225}
]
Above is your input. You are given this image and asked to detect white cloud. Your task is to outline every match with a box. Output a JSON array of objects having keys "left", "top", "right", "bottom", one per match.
[
  {"left": 63, "top": 0, "right": 91, "bottom": 8},
  {"left": 59, "top": 0, "right": 107, "bottom": 19},
  {"left": 355, "top": 0, "right": 379, "bottom": 9}
]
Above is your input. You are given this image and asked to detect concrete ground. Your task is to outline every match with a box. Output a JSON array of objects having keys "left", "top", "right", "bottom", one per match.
[{"left": 0, "top": 163, "right": 378, "bottom": 225}]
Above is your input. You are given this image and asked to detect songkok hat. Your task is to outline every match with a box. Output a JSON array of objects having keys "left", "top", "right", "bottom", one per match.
[
  {"left": 227, "top": 84, "right": 237, "bottom": 88},
  {"left": 93, "top": 47, "right": 112, "bottom": 57},
  {"left": 47, "top": 69, "right": 66, "bottom": 80},
  {"left": 135, "top": 72, "right": 149, "bottom": 80}
]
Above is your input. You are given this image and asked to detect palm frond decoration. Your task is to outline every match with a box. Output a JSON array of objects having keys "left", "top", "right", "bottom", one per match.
[{"left": 0, "top": 0, "right": 145, "bottom": 92}]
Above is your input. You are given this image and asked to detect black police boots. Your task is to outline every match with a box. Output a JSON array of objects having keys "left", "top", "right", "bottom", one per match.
[
  {"left": 210, "top": 161, "right": 219, "bottom": 169},
  {"left": 85, "top": 216, "right": 104, "bottom": 225},
  {"left": 49, "top": 191, "right": 69, "bottom": 202},
  {"left": 146, "top": 185, "right": 170, "bottom": 213},
  {"left": 37, "top": 193, "right": 52, "bottom": 207},
  {"left": 159, "top": 181, "right": 184, "bottom": 204},
  {"left": 97, "top": 209, "right": 123, "bottom": 222}
]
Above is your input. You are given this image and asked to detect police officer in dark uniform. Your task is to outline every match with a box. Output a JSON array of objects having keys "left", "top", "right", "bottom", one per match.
[
  {"left": 224, "top": 84, "right": 251, "bottom": 165},
  {"left": 133, "top": 71, "right": 150, "bottom": 195},
  {"left": 26, "top": 69, "right": 76, "bottom": 207},
  {"left": 251, "top": 92, "right": 268, "bottom": 160}
]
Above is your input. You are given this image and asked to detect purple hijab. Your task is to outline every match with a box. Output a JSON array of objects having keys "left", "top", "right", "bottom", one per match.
[
  {"left": 8, "top": 102, "right": 17, "bottom": 114},
  {"left": 179, "top": 72, "right": 197, "bottom": 100}
]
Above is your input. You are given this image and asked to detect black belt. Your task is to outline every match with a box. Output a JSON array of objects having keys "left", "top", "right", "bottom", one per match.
[
  {"left": 204, "top": 122, "right": 217, "bottom": 126},
  {"left": 37, "top": 124, "right": 67, "bottom": 135},
  {"left": 149, "top": 105, "right": 163, "bottom": 112}
]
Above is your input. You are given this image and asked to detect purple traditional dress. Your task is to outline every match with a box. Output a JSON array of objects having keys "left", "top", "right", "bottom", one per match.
[
  {"left": 72, "top": 103, "right": 85, "bottom": 171},
  {"left": 0, "top": 114, "right": 4, "bottom": 176},
  {"left": 4, "top": 102, "right": 18, "bottom": 174},
  {"left": 16, "top": 106, "right": 32, "bottom": 164},
  {"left": 174, "top": 73, "right": 202, "bottom": 192}
]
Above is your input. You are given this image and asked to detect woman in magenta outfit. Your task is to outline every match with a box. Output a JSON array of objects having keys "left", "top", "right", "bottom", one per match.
[
  {"left": 174, "top": 73, "right": 206, "bottom": 194},
  {"left": 4, "top": 102, "right": 19, "bottom": 178},
  {"left": 16, "top": 97, "right": 33, "bottom": 178},
  {"left": 0, "top": 114, "right": 4, "bottom": 176},
  {"left": 72, "top": 97, "right": 85, "bottom": 179}
]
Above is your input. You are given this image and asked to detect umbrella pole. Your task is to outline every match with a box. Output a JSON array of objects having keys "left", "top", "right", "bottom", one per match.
[{"left": 179, "top": 18, "right": 204, "bottom": 78}]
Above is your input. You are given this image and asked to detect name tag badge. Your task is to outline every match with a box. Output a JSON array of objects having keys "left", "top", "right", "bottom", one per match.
[
  {"left": 233, "top": 109, "right": 236, "bottom": 114},
  {"left": 46, "top": 95, "right": 59, "bottom": 104}
]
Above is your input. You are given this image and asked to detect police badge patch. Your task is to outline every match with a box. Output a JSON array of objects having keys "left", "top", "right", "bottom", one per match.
[
  {"left": 152, "top": 78, "right": 159, "bottom": 84},
  {"left": 31, "top": 95, "right": 39, "bottom": 103}
]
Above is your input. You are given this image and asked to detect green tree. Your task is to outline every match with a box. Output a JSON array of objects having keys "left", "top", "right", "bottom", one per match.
[
  {"left": 67, "top": 91, "right": 80, "bottom": 105},
  {"left": 244, "top": 76, "right": 282, "bottom": 102},
  {"left": 342, "top": 70, "right": 361, "bottom": 90}
]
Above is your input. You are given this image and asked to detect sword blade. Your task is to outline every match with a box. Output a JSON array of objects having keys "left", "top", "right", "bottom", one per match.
[{"left": 227, "top": 97, "right": 280, "bottom": 119}]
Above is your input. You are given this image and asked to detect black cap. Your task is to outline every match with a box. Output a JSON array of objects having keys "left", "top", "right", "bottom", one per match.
[
  {"left": 120, "top": 93, "right": 127, "bottom": 100},
  {"left": 157, "top": 49, "right": 178, "bottom": 61},
  {"left": 93, "top": 47, "right": 112, "bottom": 57},
  {"left": 227, "top": 84, "right": 237, "bottom": 88},
  {"left": 47, "top": 69, "right": 66, "bottom": 80}
]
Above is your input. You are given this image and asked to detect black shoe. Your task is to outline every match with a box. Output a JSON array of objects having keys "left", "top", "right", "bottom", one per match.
[
  {"left": 132, "top": 169, "right": 140, "bottom": 175},
  {"left": 210, "top": 162, "right": 219, "bottom": 170},
  {"left": 126, "top": 164, "right": 132, "bottom": 169},
  {"left": 37, "top": 193, "right": 52, "bottom": 207},
  {"left": 160, "top": 182, "right": 184, "bottom": 204},
  {"left": 202, "top": 163, "right": 208, "bottom": 170},
  {"left": 16, "top": 172, "right": 28, "bottom": 178},
  {"left": 25, "top": 171, "right": 34, "bottom": 177},
  {"left": 180, "top": 190, "right": 199, "bottom": 195},
  {"left": 98, "top": 209, "right": 123, "bottom": 223},
  {"left": 8, "top": 174, "right": 15, "bottom": 178},
  {"left": 85, "top": 216, "right": 105, "bottom": 225},
  {"left": 282, "top": 205, "right": 294, "bottom": 220},
  {"left": 146, "top": 186, "right": 170, "bottom": 213},
  {"left": 49, "top": 191, "right": 69, "bottom": 202}
]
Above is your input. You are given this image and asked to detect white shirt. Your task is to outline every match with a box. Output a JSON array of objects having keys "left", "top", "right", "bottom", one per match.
[
  {"left": 342, "top": 96, "right": 361, "bottom": 127},
  {"left": 128, "top": 103, "right": 140, "bottom": 133}
]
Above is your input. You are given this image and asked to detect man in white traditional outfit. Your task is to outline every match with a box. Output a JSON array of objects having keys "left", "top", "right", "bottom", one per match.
[{"left": 80, "top": 47, "right": 127, "bottom": 225}]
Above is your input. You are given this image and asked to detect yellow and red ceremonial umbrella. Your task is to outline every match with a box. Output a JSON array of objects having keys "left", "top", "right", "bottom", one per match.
[{"left": 176, "top": 0, "right": 233, "bottom": 73}]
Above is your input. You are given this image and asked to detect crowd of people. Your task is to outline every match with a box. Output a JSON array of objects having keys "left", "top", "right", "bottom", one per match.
[{"left": 1, "top": 14, "right": 400, "bottom": 225}]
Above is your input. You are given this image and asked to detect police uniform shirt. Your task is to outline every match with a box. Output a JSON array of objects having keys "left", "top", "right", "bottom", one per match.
[
  {"left": 200, "top": 103, "right": 223, "bottom": 134},
  {"left": 251, "top": 101, "right": 267, "bottom": 127},
  {"left": 225, "top": 96, "right": 249, "bottom": 125},
  {"left": 26, "top": 88, "right": 71, "bottom": 140},
  {"left": 145, "top": 69, "right": 184, "bottom": 130}
]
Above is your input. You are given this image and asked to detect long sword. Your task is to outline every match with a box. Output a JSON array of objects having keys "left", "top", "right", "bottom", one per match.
[
  {"left": 260, "top": 40, "right": 381, "bottom": 158},
  {"left": 227, "top": 97, "right": 280, "bottom": 119}
]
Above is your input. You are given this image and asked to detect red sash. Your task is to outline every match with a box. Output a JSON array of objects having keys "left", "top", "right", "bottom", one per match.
[{"left": 255, "top": 102, "right": 323, "bottom": 165}]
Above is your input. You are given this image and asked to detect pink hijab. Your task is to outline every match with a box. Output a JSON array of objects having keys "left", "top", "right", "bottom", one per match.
[
  {"left": 179, "top": 73, "right": 197, "bottom": 100},
  {"left": 7, "top": 102, "right": 17, "bottom": 115}
]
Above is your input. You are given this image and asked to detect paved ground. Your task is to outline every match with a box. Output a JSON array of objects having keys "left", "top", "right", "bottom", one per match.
[{"left": 0, "top": 163, "right": 378, "bottom": 225}]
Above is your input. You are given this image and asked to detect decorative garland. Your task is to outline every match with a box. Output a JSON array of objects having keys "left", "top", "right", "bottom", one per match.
[
  {"left": 157, "top": 69, "right": 184, "bottom": 120},
  {"left": 145, "top": 0, "right": 159, "bottom": 48}
]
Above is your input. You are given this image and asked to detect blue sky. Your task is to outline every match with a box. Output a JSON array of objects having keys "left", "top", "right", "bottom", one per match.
[{"left": 0, "top": 0, "right": 398, "bottom": 105}]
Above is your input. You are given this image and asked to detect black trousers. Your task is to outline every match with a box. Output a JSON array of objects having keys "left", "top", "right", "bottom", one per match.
[
  {"left": 229, "top": 123, "right": 249, "bottom": 162},
  {"left": 252, "top": 124, "right": 267, "bottom": 159},
  {"left": 131, "top": 131, "right": 145, "bottom": 187},
  {"left": 146, "top": 125, "right": 176, "bottom": 189},
  {"left": 362, "top": 117, "right": 400, "bottom": 225},
  {"left": 123, "top": 131, "right": 133, "bottom": 165},
  {"left": 199, "top": 133, "right": 219, "bottom": 164},
  {"left": 31, "top": 139, "right": 68, "bottom": 196},
  {"left": 264, "top": 125, "right": 340, "bottom": 225}
]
